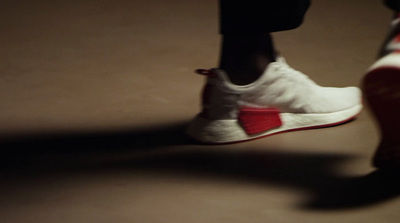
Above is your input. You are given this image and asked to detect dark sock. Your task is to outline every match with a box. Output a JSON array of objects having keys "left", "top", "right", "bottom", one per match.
[{"left": 219, "top": 34, "right": 276, "bottom": 85}]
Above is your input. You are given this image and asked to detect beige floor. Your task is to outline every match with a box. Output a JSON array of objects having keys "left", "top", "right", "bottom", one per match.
[{"left": 1, "top": 0, "right": 400, "bottom": 222}]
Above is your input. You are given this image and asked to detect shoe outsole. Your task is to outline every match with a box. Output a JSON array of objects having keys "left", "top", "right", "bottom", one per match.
[
  {"left": 186, "top": 104, "right": 362, "bottom": 145},
  {"left": 364, "top": 66, "right": 400, "bottom": 169}
]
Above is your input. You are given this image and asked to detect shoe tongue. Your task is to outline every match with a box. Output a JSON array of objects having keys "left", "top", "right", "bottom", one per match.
[
  {"left": 265, "top": 56, "right": 288, "bottom": 71},
  {"left": 275, "top": 56, "right": 288, "bottom": 65},
  {"left": 257, "top": 56, "right": 291, "bottom": 81}
]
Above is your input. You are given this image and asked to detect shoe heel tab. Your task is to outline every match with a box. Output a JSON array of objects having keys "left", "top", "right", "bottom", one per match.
[{"left": 195, "top": 69, "right": 217, "bottom": 77}]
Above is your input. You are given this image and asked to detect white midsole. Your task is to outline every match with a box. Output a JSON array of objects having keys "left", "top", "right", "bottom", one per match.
[{"left": 186, "top": 104, "right": 363, "bottom": 144}]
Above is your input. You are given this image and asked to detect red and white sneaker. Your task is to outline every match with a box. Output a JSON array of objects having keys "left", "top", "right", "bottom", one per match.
[
  {"left": 364, "top": 51, "right": 400, "bottom": 168},
  {"left": 187, "top": 57, "right": 363, "bottom": 144},
  {"left": 363, "top": 13, "right": 400, "bottom": 169}
]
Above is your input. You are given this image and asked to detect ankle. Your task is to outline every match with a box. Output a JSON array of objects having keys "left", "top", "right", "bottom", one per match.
[
  {"left": 221, "top": 55, "right": 274, "bottom": 85},
  {"left": 219, "top": 34, "right": 276, "bottom": 85}
]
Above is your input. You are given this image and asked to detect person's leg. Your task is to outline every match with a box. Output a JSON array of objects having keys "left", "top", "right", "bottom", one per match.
[
  {"left": 218, "top": 0, "right": 310, "bottom": 85},
  {"left": 186, "top": 0, "right": 362, "bottom": 144},
  {"left": 385, "top": 0, "right": 400, "bottom": 12},
  {"left": 363, "top": 0, "right": 400, "bottom": 168},
  {"left": 218, "top": 34, "right": 275, "bottom": 85}
]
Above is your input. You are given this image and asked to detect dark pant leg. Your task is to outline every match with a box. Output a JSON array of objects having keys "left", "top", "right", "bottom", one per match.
[
  {"left": 219, "top": 0, "right": 311, "bottom": 34},
  {"left": 385, "top": 0, "right": 400, "bottom": 11}
]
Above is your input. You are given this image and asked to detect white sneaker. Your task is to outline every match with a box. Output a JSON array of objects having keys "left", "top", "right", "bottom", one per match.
[{"left": 187, "top": 57, "right": 363, "bottom": 144}]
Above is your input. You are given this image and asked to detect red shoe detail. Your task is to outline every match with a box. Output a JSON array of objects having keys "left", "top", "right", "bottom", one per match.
[
  {"left": 238, "top": 107, "right": 282, "bottom": 135},
  {"left": 364, "top": 67, "right": 400, "bottom": 142}
]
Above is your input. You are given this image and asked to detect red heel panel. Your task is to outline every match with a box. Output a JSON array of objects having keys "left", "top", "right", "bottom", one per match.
[{"left": 239, "top": 107, "right": 282, "bottom": 135}]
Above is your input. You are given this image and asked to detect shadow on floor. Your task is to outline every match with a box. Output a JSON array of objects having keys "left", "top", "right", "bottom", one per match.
[{"left": 0, "top": 120, "right": 399, "bottom": 211}]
